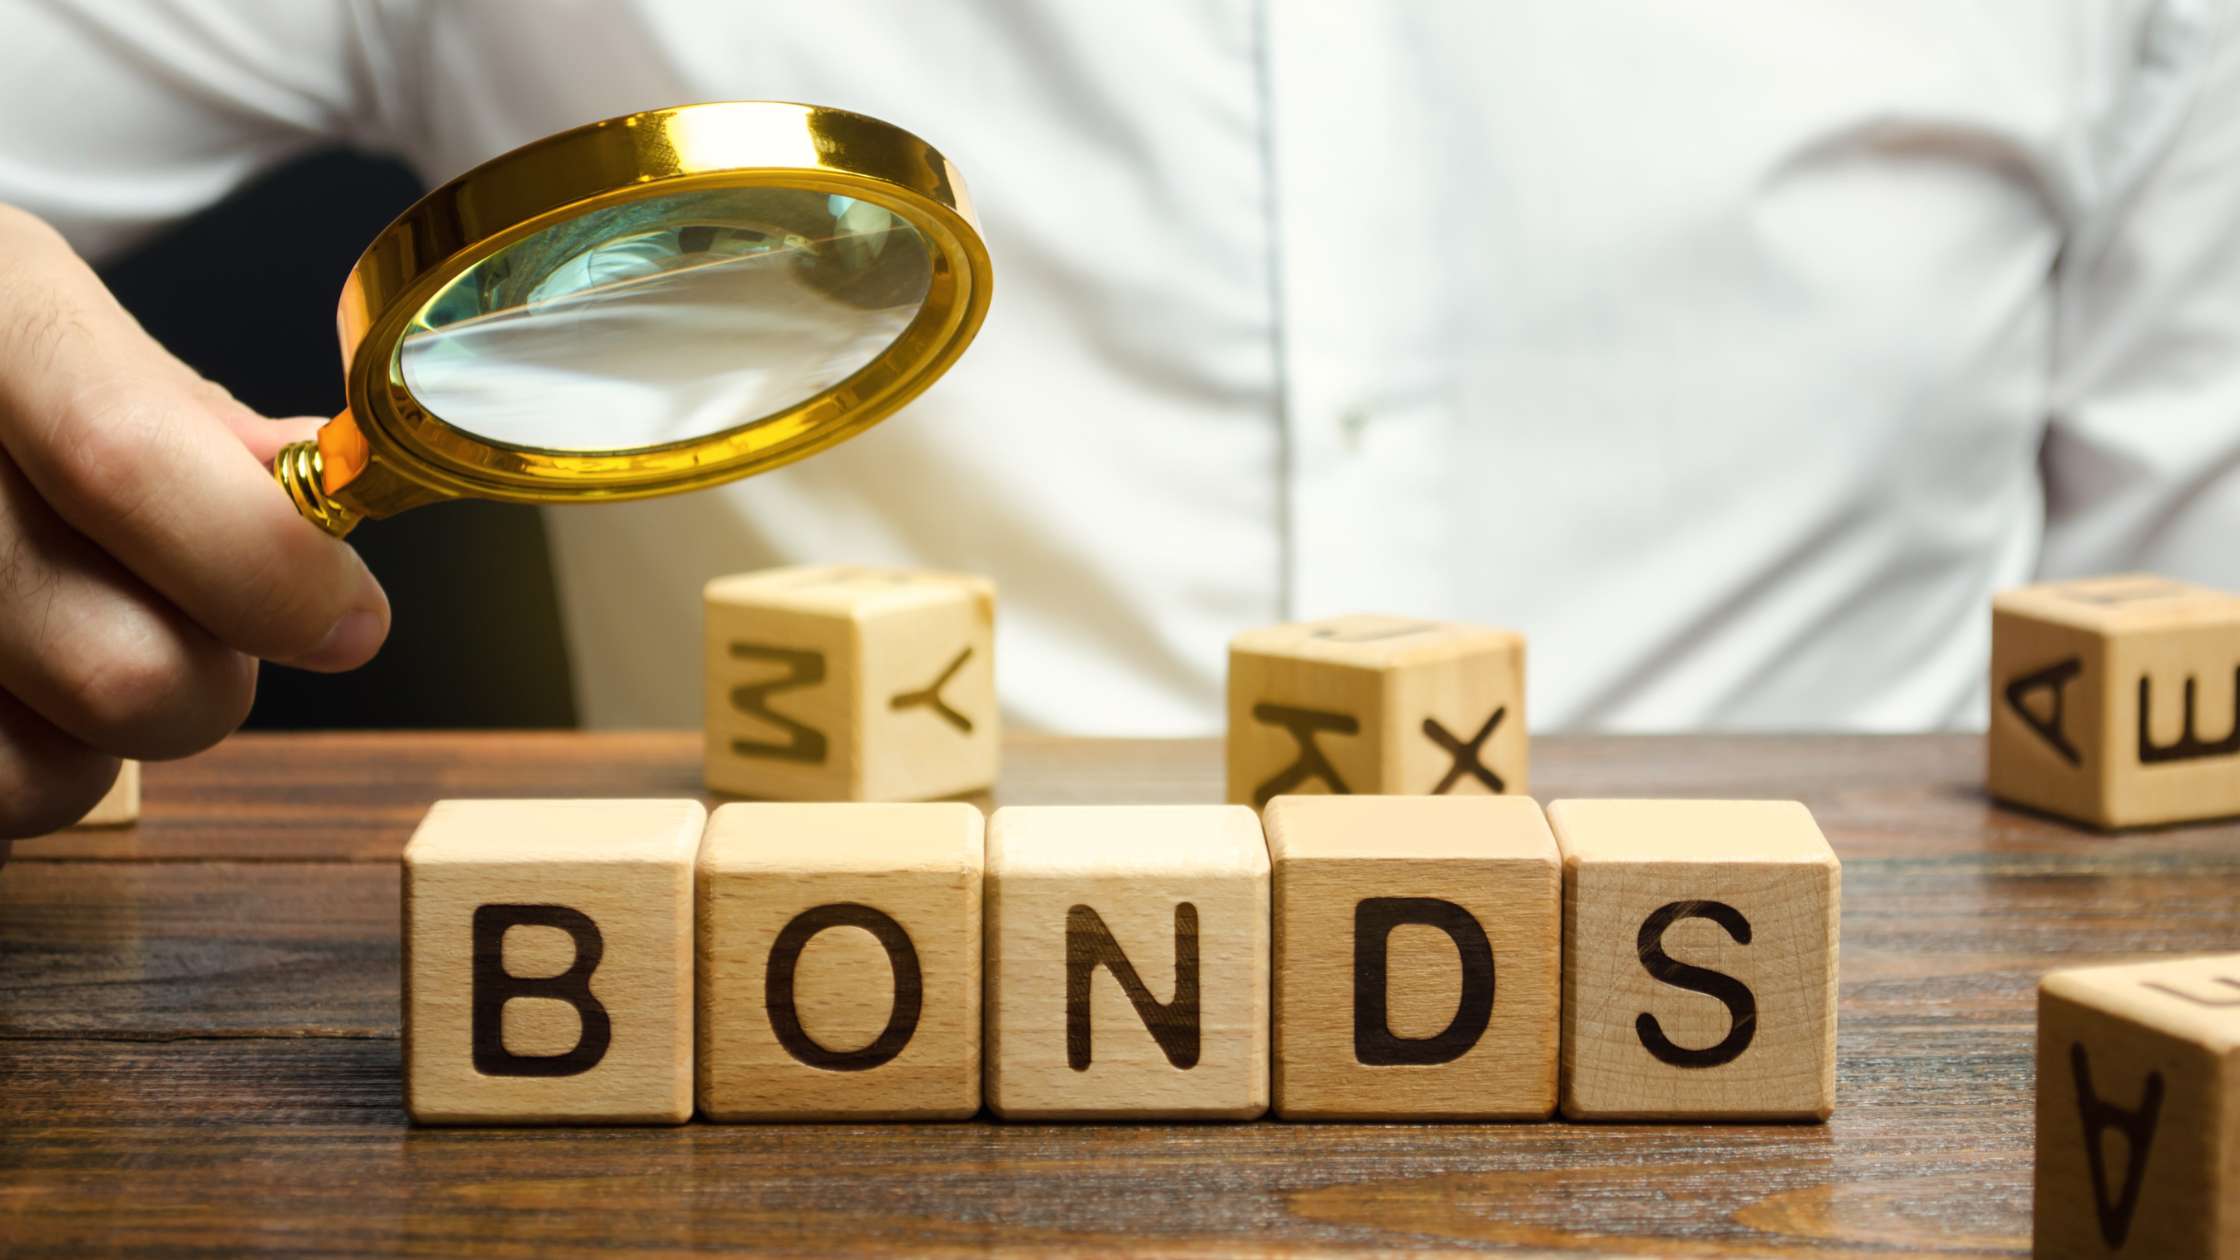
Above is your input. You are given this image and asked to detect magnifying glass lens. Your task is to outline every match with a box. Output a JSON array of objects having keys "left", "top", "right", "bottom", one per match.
[{"left": 397, "top": 187, "right": 932, "bottom": 453}]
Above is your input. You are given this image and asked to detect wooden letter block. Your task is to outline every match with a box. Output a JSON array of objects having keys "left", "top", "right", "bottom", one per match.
[
  {"left": 2035, "top": 953, "right": 2240, "bottom": 1260},
  {"left": 984, "top": 805, "right": 1270, "bottom": 1120},
  {"left": 403, "top": 799, "right": 702, "bottom": 1125},
  {"left": 1227, "top": 614, "right": 1526, "bottom": 808},
  {"left": 704, "top": 564, "right": 998, "bottom": 802},
  {"left": 696, "top": 802, "right": 983, "bottom": 1120},
  {"left": 1990, "top": 574, "right": 2240, "bottom": 828},
  {"left": 77, "top": 760, "right": 139, "bottom": 827},
  {"left": 1266, "top": 795, "right": 1560, "bottom": 1120},
  {"left": 1550, "top": 800, "right": 1840, "bottom": 1121}
]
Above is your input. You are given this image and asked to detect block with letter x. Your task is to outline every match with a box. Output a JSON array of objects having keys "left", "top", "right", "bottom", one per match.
[
  {"left": 1550, "top": 799, "right": 1840, "bottom": 1122},
  {"left": 1226, "top": 614, "right": 1526, "bottom": 808},
  {"left": 403, "top": 799, "right": 702, "bottom": 1124},
  {"left": 2034, "top": 953, "right": 2240, "bottom": 1260},
  {"left": 704, "top": 565, "right": 998, "bottom": 802},
  {"left": 1990, "top": 574, "right": 2240, "bottom": 828}
]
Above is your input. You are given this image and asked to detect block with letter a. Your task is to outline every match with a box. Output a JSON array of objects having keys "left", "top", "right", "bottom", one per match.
[
  {"left": 402, "top": 799, "right": 701, "bottom": 1124},
  {"left": 696, "top": 801, "right": 983, "bottom": 1120},
  {"left": 1550, "top": 799, "right": 1840, "bottom": 1121},
  {"left": 1226, "top": 614, "right": 1526, "bottom": 808},
  {"left": 2034, "top": 953, "right": 2240, "bottom": 1260},
  {"left": 1266, "top": 794, "right": 1560, "bottom": 1120},
  {"left": 983, "top": 805, "right": 1270, "bottom": 1120},
  {"left": 1989, "top": 574, "right": 2240, "bottom": 828},
  {"left": 704, "top": 565, "right": 998, "bottom": 803}
]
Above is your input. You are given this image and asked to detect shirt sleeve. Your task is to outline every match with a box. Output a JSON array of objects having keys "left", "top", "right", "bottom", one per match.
[
  {"left": 0, "top": 0, "right": 420, "bottom": 260},
  {"left": 2042, "top": 0, "right": 2240, "bottom": 584}
]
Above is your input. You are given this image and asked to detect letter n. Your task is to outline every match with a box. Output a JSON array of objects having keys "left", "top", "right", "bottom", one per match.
[
  {"left": 471, "top": 904, "right": 612, "bottom": 1076},
  {"left": 1066, "top": 903, "right": 1200, "bottom": 1070}
]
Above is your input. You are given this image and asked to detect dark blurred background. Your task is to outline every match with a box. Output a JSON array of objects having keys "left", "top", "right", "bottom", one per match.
[{"left": 99, "top": 149, "right": 577, "bottom": 729}]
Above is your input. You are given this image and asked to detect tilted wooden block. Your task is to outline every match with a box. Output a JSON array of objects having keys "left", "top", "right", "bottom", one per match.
[
  {"left": 1227, "top": 614, "right": 1526, "bottom": 808},
  {"left": 984, "top": 805, "right": 1270, "bottom": 1120},
  {"left": 1990, "top": 574, "right": 2240, "bottom": 829},
  {"left": 2035, "top": 954, "right": 2240, "bottom": 1260},
  {"left": 697, "top": 802, "right": 983, "bottom": 1120},
  {"left": 76, "top": 760, "right": 139, "bottom": 827},
  {"left": 704, "top": 564, "right": 998, "bottom": 802},
  {"left": 1266, "top": 795, "right": 1559, "bottom": 1120},
  {"left": 403, "top": 799, "right": 702, "bottom": 1125},
  {"left": 1550, "top": 800, "right": 1840, "bottom": 1121}
]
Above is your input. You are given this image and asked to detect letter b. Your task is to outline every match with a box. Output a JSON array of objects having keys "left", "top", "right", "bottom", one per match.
[{"left": 471, "top": 904, "right": 612, "bottom": 1077}]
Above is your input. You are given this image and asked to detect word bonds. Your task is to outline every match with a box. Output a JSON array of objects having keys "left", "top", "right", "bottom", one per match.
[{"left": 402, "top": 795, "right": 1842, "bottom": 1126}]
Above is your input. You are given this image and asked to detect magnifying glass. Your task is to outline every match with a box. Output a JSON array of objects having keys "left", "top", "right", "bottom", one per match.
[{"left": 271, "top": 100, "right": 991, "bottom": 537}]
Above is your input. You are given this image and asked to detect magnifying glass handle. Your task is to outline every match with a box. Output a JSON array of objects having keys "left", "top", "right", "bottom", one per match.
[{"left": 272, "top": 420, "right": 363, "bottom": 539}]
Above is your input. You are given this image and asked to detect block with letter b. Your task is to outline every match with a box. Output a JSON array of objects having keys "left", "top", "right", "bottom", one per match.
[
  {"left": 704, "top": 565, "right": 998, "bottom": 803},
  {"left": 1990, "top": 574, "right": 2240, "bottom": 828},
  {"left": 1266, "top": 795, "right": 1560, "bottom": 1120},
  {"left": 984, "top": 805, "right": 1270, "bottom": 1120},
  {"left": 1227, "top": 614, "right": 1526, "bottom": 808},
  {"left": 403, "top": 799, "right": 702, "bottom": 1124},
  {"left": 2034, "top": 954, "right": 2240, "bottom": 1260},
  {"left": 1550, "top": 800, "right": 1840, "bottom": 1121},
  {"left": 696, "top": 802, "right": 983, "bottom": 1120}
]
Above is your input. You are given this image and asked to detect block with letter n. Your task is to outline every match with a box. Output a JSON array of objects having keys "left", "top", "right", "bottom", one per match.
[
  {"left": 1266, "top": 794, "right": 1560, "bottom": 1120},
  {"left": 1226, "top": 614, "right": 1526, "bottom": 808},
  {"left": 1549, "top": 799, "right": 1840, "bottom": 1122},
  {"left": 1989, "top": 574, "right": 2240, "bottom": 829},
  {"left": 984, "top": 805, "right": 1269, "bottom": 1120},
  {"left": 2034, "top": 953, "right": 2240, "bottom": 1260},
  {"left": 703, "top": 564, "right": 998, "bottom": 802},
  {"left": 402, "top": 799, "right": 702, "bottom": 1124}
]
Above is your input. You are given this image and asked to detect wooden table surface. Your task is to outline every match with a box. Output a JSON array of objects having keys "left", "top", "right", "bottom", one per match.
[{"left": 4, "top": 731, "right": 2237, "bottom": 1257}]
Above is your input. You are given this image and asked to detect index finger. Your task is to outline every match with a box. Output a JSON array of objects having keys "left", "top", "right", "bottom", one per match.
[{"left": 0, "top": 207, "right": 389, "bottom": 670}]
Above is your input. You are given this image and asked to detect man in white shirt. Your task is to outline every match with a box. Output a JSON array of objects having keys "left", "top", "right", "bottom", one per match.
[{"left": 1, "top": 0, "right": 2237, "bottom": 837}]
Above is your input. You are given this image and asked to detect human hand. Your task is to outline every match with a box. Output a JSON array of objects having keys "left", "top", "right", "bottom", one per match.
[{"left": 0, "top": 204, "right": 389, "bottom": 840}]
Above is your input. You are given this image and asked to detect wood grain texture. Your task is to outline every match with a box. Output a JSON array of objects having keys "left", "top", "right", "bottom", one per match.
[
  {"left": 1990, "top": 574, "right": 2240, "bottom": 829},
  {"left": 1266, "top": 794, "right": 1559, "bottom": 1119},
  {"left": 697, "top": 802, "right": 983, "bottom": 1120},
  {"left": 1227, "top": 614, "right": 1527, "bottom": 806},
  {"left": 984, "top": 805, "right": 1270, "bottom": 1120},
  {"left": 403, "top": 800, "right": 701, "bottom": 1124},
  {"left": 2033, "top": 953, "right": 2240, "bottom": 1259},
  {"left": 4, "top": 731, "right": 2240, "bottom": 1255},
  {"left": 704, "top": 565, "right": 999, "bottom": 802},
  {"left": 1552, "top": 800, "right": 1840, "bottom": 1121}
]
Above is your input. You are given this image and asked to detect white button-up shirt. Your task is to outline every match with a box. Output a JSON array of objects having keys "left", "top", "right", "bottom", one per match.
[{"left": 9, "top": 0, "right": 2240, "bottom": 734}]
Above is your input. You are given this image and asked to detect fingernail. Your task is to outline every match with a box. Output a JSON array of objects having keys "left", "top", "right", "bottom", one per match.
[{"left": 292, "top": 609, "right": 386, "bottom": 673}]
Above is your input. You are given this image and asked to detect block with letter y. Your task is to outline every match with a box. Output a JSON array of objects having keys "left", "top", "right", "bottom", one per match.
[
  {"left": 1227, "top": 614, "right": 1526, "bottom": 808},
  {"left": 403, "top": 799, "right": 702, "bottom": 1124},
  {"left": 1550, "top": 799, "right": 1840, "bottom": 1121},
  {"left": 984, "top": 805, "right": 1270, "bottom": 1120},
  {"left": 704, "top": 564, "right": 998, "bottom": 802},
  {"left": 1990, "top": 574, "right": 2240, "bottom": 828},
  {"left": 2035, "top": 953, "right": 2240, "bottom": 1260}
]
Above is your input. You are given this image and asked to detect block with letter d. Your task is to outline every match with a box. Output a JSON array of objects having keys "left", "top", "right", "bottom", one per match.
[
  {"left": 1266, "top": 795, "right": 1560, "bottom": 1120},
  {"left": 1990, "top": 574, "right": 2240, "bottom": 828},
  {"left": 704, "top": 564, "right": 998, "bottom": 803},
  {"left": 1550, "top": 800, "right": 1839, "bottom": 1122},
  {"left": 1227, "top": 614, "right": 1526, "bottom": 809},
  {"left": 984, "top": 805, "right": 1270, "bottom": 1120},
  {"left": 403, "top": 800, "right": 702, "bottom": 1124},
  {"left": 697, "top": 802, "right": 984, "bottom": 1120},
  {"left": 2034, "top": 953, "right": 2240, "bottom": 1260}
]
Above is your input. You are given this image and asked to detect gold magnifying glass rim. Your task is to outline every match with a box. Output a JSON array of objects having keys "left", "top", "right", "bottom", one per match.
[{"left": 306, "top": 100, "right": 991, "bottom": 523}]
